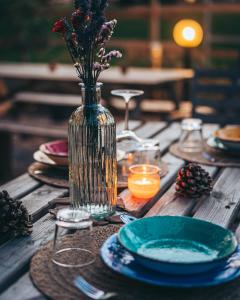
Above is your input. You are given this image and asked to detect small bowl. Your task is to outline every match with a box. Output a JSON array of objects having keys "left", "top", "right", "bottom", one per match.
[
  {"left": 118, "top": 216, "right": 237, "bottom": 275},
  {"left": 214, "top": 127, "right": 240, "bottom": 151},
  {"left": 214, "top": 127, "right": 240, "bottom": 143},
  {"left": 214, "top": 137, "right": 240, "bottom": 153},
  {"left": 39, "top": 140, "right": 68, "bottom": 166}
]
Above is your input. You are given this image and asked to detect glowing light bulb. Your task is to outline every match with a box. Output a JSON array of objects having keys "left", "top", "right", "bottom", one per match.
[
  {"left": 173, "top": 19, "right": 203, "bottom": 48},
  {"left": 182, "top": 27, "right": 196, "bottom": 41}
]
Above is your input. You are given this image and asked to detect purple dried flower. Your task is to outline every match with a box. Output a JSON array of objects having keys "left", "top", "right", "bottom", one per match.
[
  {"left": 98, "top": 48, "right": 105, "bottom": 57},
  {"left": 93, "top": 62, "right": 102, "bottom": 71},
  {"left": 101, "top": 50, "right": 122, "bottom": 63},
  {"left": 103, "top": 63, "right": 110, "bottom": 70},
  {"left": 52, "top": 1, "right": 122, "bottom": 86}
]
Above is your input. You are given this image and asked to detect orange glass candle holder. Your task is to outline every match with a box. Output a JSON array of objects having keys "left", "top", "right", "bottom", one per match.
[{"left": 128, "top": 164, "right": 160, "bottom": 199}]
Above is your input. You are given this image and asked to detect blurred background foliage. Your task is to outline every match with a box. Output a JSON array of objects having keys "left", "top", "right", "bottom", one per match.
[{"left": 0, "top": 0, "right": 239, "bottom": 66}]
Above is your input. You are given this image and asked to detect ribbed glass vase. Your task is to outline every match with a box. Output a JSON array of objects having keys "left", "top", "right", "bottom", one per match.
[{"left": 68, "top": 83, "right": 117, "bottom": 219}]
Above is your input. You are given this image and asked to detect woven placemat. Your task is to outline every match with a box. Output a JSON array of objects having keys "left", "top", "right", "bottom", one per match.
[
  {"left": 28, "top": 161, "right": 168, "bottom": 190},
  {"left": 28, "top": 162, "right": 68, "bottom": 188},
  {"left": 28, "top": 163, "right": 126, "bottom": 189},
  {"left": 170, "top": 143, "right": 240, "bottom": 167},
  {"left": 30, "top": 225, "right": 240, "bottom": 300}
]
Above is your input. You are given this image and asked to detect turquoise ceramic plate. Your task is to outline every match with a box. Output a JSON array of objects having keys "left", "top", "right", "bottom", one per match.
[
  {"left": 101, "top": 234, "right": 240, "bottom": 288},
  {"left": 118, "top": 216, "right": 237, "bottom": 275}
]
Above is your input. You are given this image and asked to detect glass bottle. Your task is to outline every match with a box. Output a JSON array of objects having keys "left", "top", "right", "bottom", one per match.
[{"left": 68, "top": 83, "right": 117, "bottom": 219}]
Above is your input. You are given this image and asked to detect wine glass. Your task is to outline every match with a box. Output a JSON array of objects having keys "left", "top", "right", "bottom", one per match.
[{"left": 111, "top": 89, "right": 144, "bottom": 151}]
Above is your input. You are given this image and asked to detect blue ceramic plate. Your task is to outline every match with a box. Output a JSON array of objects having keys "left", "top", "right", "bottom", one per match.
[
  {"left": 118, "top": 216, "right": 237, "bottom": 275},
  {"left": 100, "top": 234, "right": 240, "bottom": 288}
]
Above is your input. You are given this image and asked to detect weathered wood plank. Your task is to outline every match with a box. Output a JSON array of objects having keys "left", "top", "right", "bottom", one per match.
[
  {"left": 134, "top": 121, "right": 167, "bottom": 139},
  {"left": 194, "top": 168, "right": 240, "bottom": 228},
  {"left": 146, "top": 165, "right": 218, "bottom": 217},
  {"left": 143, "top": 153, "right": 185, "bottom": 217},
  {"left": 116, "top": 120, "right": 141, "bottom": 134},
  {"left": 0, "top": 273, "right": 44, "bottom": 300},
  {"left": 0, "top": 214, "right": 55, "bottom": 293},
  {"left": 153, "top": 122, "right": 181, "bottom": 154},
  {"left": 117, "top": 122, "right": 183, "bottom": 217},
  {"left": 118, "top": 153, "right": 183, "bottom": 217},
  {"left": 0, "top": 174, "right": 41, "bottom": 200},
  {"left": 21, "top": 185, "right": 68, "bottom": 222},
  {"left": 145, "top": 123, "right": 220, "bottom": 217}
]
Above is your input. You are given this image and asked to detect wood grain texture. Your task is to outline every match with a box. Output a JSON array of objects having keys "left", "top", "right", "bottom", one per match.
[
  {"left": 116, "top": 120, "right": 141, "bottom": 134},
  {"left": 153, "top": 122, "right": 181, "bottom": 153},
  {"left": 117, "top": 121, "right": 186, "bottom": 217},
  {"left": 0, "top": 174, "right": 41, "bottom": 200},
  {"left": 146, "top": 165, "right": 218, "bottom": 217},
  {"left": 146, "top": 124, "right": 220, "bottom": 217},
  {"left": 21, "top": 185, "right": 68, "bottom": 222},
  {"left": 0, "top": 214, "right": 55, "bottom": 292},
  {"left": 194, "top": 168, "right": 240, "bottom": 228},
  {"left": 134, "top": 121, "right": 167, "bottom": 139},
  {"left": 0, "top": 273, "right": 44, "bottom": 300},
  {"left": 144, "top": 153, "right": 185, "bottom": 217}
]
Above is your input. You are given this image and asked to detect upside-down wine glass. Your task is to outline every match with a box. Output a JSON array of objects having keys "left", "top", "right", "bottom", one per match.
[{"left": 111, "top": 89, "right": 144, "bottom": 152}]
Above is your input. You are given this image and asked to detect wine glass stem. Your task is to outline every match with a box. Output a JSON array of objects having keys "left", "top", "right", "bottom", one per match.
[{"left": 124, "top": 99, "right": 130, "bottom": 130}]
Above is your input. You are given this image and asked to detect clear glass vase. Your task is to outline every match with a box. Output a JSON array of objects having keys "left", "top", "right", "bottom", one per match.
[{"left": 68, "top": 83, "right": 117, "bottom": 219}]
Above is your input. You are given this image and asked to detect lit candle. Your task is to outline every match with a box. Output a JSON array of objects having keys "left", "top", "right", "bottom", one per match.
[{"left": 128, "top": 164, "right": 160, "bottom": 199}]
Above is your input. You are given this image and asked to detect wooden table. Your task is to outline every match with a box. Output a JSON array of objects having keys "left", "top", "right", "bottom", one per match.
[
  {"left": 0, "top": 63, "right": 193, "bottom": 85},
  {"left": 0, "top": 63, "right": 193, "bottom": 111},
  {"left": 1, "top": 121, "right": 240, "bottom": 300}
]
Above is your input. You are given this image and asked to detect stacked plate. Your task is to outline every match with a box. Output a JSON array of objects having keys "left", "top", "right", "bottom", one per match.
[
  {"left": 101, "top": 216, "right": 240, "bottom": 288},
  {"left": 34, "top": 139, "right": 126, "bottom": 168},
  {"left": 207, "top": 126, "right": 240, "bottom": 155},
  {"left": 34, "top": 140, "right": 68, "bottom": 169}
]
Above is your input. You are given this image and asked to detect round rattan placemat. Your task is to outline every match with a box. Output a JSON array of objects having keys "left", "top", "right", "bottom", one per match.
[
  {"left": 30, "top": 225, "right": 240, "bottom": 300},
  {"left": 170, "top": 143, "right": 240, "bottom": 167},
  {"left": 28, "top": 161, "right": 168, "bottom": 189},
  {"left": 28, "top": 162, "right": 68, "bottom": 188}
]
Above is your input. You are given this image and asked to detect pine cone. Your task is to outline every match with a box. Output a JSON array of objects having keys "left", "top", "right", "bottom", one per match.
[
  {"left": 0, "top": 190, "right": 32, "bottom": 242},
  {"left": 175, "top": 163, "right": 213, "bottom": 198}
]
